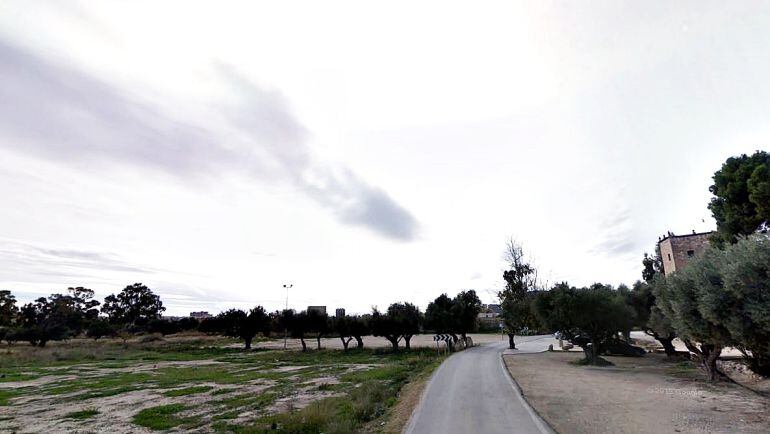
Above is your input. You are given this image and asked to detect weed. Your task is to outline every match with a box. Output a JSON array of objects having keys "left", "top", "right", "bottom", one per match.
[
  {"left": 132, "top": 403, "right": 199, "bottom": 430},
  {"left": 63, "top": 408, "right": 99, "bottom": 420}
]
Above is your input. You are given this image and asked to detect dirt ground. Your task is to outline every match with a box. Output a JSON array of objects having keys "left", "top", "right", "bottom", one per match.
[{"left": 504, "top": 351, "right": 770, "bottom": 434}]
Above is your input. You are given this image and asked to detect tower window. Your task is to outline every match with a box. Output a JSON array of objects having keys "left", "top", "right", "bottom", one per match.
[
  {"left": 687, "top": 250, "right": 695, "bottom": 257},
  {"left": 668, "top": 253, "right": 672, "bottom": 261}
]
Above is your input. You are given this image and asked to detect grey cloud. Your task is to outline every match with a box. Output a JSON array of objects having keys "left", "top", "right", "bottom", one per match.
[
  {"left": 0, "top": 41, "right": 232, "bottom": 176},
  {"left": 0, "top": 40, "right": 418, "bottom": 241},
  {"left": 217, "top": 66, "right": 419, "bottom": 241},
  {"left": 588, "top": 207, "right": 641, "bottom": 256},
  {"left": 0, "top": 240, "right": 155, "bottom": 284}
]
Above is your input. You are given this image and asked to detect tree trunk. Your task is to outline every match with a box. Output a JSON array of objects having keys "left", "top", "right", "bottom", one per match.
[
  {"left": 316, "top": 335, "right": 322, "bottom": 350},
  {"left": 682, "top": 339, "right": 701, "bottom": 357},
  {"left": 388, "top": 336, "right": 399, "bottom": 352},
  {"left": 404, "top": 334, "right": 412, "bottom": 350},
  {"left": 354, "top": 335, "right": 364, "bottom": 349},
  {"left": 340, "top": 336, "right": 350, "bottom": 350},
  {"left": 244, "top": 336, "right": 252, "bottom": 350},
  {"left": 657, "top": 337, "right": 677, "bottom": 357},
  {"left": 582, "top": 345, "right": 594, "bottom": 362},
  {"left": 747, "top": 348, "right": 770, "bottom": 377},
  {"left": 701, "top": 344, "right": 723, "bottom": 382},
  {"left": 508, "top": 333, "right": 516, "bottom": 349},
  {"left": 299, "top": 337, "right": 307, "bottom": 352},
  {"left": 587, "top": 337, "right": 598, "bottom": 364}
]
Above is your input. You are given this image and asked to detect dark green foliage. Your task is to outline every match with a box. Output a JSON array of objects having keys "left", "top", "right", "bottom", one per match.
[
  {"left": 101, "top": 283, "right": 165, "bottom": 327},
  {"left": 85, "top": 318, "right": 117, "bottom": 340},
  {"left": 708, "top": 151, "right": 770, "bottom": 245},
  {"left": 210, "top": 306, "right": 270, "bottom": 349},
  {"left": 370, "top": 302, "right": 422, "bottom": 351},
  {"left": 0, "top": 290, "right": 18, "bottom": 345},
  {"left": 424, "top": 291, "right": 481, "bottom": 348},
  {"left": 17, "top": 297, "right": 71, "bottom": 347},
  {"left": 642, "top": 249, "right": 662, "bottom": 283},
  {"left": 424, "top": 294, "right": 454, "bottom": 334},
  {"left": 654, "top": 248, "right": 732, "bottom": 381},
  {"left": 533, "top": 283, "right": 634, "bottom": 365},
  {"left": 332, "top": 315, "right": 369, "bottom": 350},
  {"left": 305, "top": 309, "right": 329, "bottom": 350},
  {"left": 450, "top": 290, "right": 482, "bottom": 341},
  {"left": 0, "top": 290, "right": 18, "bottom": 327},
  {"left": 147, "top": 318, "right": 181, "bottom": 336},
  {"left": 697, "top": 236, "right": 770, "bottom": 376},
  {"left": 626, "top": 280, "right": 678, "bottom": 356}
]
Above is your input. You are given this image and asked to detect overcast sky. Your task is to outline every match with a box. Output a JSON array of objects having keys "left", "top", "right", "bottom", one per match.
[{"left": 1, "top": 1, "right": 767, "bottom": 315}]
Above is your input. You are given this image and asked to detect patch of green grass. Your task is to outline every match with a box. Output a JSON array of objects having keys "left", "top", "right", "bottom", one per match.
[
  {"left": 132, "top": 404, "right": 199, "bottom": 430},
  {"left": 219, "top": 348, "right": 441, "bottom": 433},
  {"left": 215, "top": 391, "right": 278, "bottom": 411},
  {"left": 0, "top": 389, "right": 21, "bottom": 406},
  {"left": 212, "top": 410, "right": 240, "bottom": 421},
  {"left": 63, "top": 408, "right": 99, "bottom": 420},
  {"left": 47, "top": 371, "right": 153, "bottom": 399},
  {"left": 211, "top": 387, "right": 237, "bottom": 395},
  {"left": 667, "top": 360, "right": 698, "bottom": 377},
  {"left": 163, "top": 385, "right": 213, "bottom": 397},
  {"left": 0, "top": 372, "right": 41, "bottom": 383}
]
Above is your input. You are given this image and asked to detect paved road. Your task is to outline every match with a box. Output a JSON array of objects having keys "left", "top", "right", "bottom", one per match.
[{"left": 406, "top": 335, "right": 554, "bottom": 434}]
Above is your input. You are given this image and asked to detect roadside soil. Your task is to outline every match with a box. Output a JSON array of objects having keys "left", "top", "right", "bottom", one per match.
[{"left": 504, "top": 351, "right": 769, "bottom": 434}]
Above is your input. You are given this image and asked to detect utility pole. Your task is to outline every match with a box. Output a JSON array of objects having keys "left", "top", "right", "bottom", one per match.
[{"left": 283, "top": 284, "right": 292, "bottom": 349}]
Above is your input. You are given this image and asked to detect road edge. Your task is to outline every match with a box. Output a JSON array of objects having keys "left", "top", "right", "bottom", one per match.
[
  {"left": 403, "top": 351, "right": 454, "bottom": 434},
  {"left": 499, "top": 352, "right": 556, "bottom": 434}
]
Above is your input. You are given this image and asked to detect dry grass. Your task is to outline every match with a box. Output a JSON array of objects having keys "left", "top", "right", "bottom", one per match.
[{"left": 374, "top": 358, "right": 439, "bottom": 433}]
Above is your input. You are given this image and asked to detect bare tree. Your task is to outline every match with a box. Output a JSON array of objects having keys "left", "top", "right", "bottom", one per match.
[{"left": 499, "top": 238, "right": 542, "bottom": 349}]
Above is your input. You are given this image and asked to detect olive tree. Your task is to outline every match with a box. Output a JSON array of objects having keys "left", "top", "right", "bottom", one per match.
[
  {"left": 626, "top": 280, "right": 678, "bottom": 357},
  {"left": 371, "top": 302, "right": 422, "bottom": 351},
  {"left": 533, "top": 283, "right": 634, "bottom": 365},
  {"left": 213, "top": 306, "right": 270, "bottom": 349},
  {"left": 710, "top": 236, "right": 770, "bottom": 376},
  {"left": 654, "top": 249, "right": 732, "bottom": 381},
  {"left": 332, "top": 315, "right": 369, "bottom": 350}
]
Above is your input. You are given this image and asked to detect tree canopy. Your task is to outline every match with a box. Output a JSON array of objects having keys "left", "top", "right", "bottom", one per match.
[
  {"left": 533, "top": 283, "right": 634, "bottom": 365},
  {"left": 708, "top": 151, "right": 770, "bottom": 245},
  {"left": 101, "top": 283, "right": 165, "bottom": 327}
]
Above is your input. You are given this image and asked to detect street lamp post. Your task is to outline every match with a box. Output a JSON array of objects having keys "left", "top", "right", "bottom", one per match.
[{"left": 283, "top": 284, "right": 292, "bottom": 349}]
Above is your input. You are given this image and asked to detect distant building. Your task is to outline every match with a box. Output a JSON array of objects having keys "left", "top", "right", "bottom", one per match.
[
  {"left": 335, "top": 308, "right": 346, "bottom": 318},
  {"left": 478, "top": 304, "right": 502, "bottom": 328},
  {"left": 307, "top": 306, "right": 327, "bottom": 315},
  {"left": 190, "top": 311, "right": 212, "bottom": 319},
  {"left": 658, "top": 231, "right": 715, "bottom": 275},
  {"left": 484, "top": 304, "right": 503, "bottom": 315}
]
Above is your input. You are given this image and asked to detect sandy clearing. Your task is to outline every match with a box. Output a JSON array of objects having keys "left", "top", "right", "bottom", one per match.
[{"left": 504, "top": 351, "right": 769, "bottom": 434}]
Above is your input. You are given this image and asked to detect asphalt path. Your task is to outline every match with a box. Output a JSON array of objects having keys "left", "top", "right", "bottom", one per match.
[{"left": 405, "top": 335, "right": 554, "bottom": 434}]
